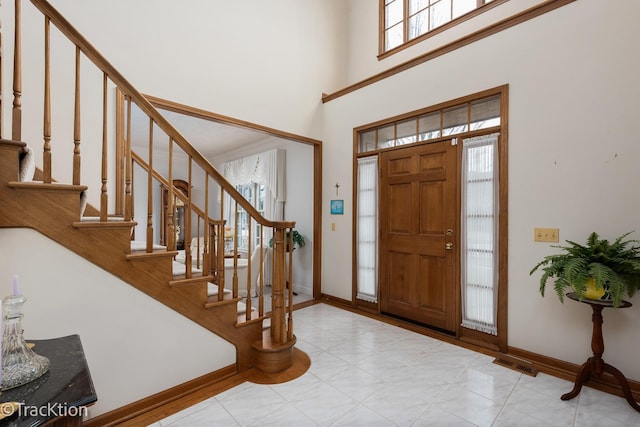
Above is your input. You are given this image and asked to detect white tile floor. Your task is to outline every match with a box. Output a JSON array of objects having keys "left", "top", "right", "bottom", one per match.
[{"left": 151, "top": 304, "right": 640, "bottom": 426}]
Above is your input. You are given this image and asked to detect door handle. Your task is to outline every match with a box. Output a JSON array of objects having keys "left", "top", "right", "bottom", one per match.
[{"left": 445, "top": 243, "right": 453, "bottom": 250}]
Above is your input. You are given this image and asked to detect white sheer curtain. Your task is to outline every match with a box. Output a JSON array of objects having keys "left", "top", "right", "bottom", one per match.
[
  {"left": 222, "top": 149, "right": 286, "bottom": 225},
  {"left": 356, "top": 156, "right": 379, "bottom": 302},
  {"left": 461, "top": 133, "right": 499, "bottom": 335},
  {"left": 222, "top": 149, "right": 285, "bottom": 286}
]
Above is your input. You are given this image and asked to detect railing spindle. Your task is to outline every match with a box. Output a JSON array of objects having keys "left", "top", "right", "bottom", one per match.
[
  {"left": 72, "top": 46, "right": 81, "bottom": 185},
  {"left": 146, "top": 118, "right": 153, "bottom": 252},
  {"left": 203, "top": 173, "right": 209, "bottom": 274},
  {"left": 245, "top": 216, "right": 252, "bottom": 321},
  {"left": 11, "top": 0, "right": 21, "bottom": 141},
  {"left": 167, "top": 138, "right": 174, "bottom": 251},
  {"left": 217, "top": 188, "right": 225, "bottom": 301},
  {"left": 287, "top": 227, "right": 294, "bottom": 340},
  {"left": 258, "top": 225, "right": 264, "bottom": 317},
  {"left": 185, "top": 157, "right": 192, "bottom": 278},
  {"left": 100, "top": 72, "right": 108, "bottom": 221},
  {"left": 124, "top": 97, "right": 133, "bottom": 221},
  {"left": 232, "top": 202, "right": 239, "bottom": 297},
  {"left": 42, "top": 16, "right": 51, "bottom": 183}
]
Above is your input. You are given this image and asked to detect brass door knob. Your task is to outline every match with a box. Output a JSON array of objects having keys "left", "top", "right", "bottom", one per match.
[{"left": 445, "top": 242, "right": 453, "bottom": 250}]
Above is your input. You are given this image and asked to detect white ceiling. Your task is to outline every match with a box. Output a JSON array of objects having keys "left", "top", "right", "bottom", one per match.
[{"left": 130, "top": 103, "right": 268, "bottom": 159}]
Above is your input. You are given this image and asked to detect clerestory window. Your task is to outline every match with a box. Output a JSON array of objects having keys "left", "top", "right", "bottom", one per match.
[{"left": 381, "top": 0, "right": 504, "bottom": 55}]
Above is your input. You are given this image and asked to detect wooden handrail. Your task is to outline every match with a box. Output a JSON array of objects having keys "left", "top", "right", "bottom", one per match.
[
  {"left": 28, "top": 0, "right": 291, "bottom": 230},
  {"left": 11, "top": 0, "right": 297, "bottom": 365}
]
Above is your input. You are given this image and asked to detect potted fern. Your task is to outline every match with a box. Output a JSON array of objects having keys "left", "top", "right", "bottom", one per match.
[
  {"left": 269, "top": 229, "right": 305, "bottom": 252},
  {"left": 530, "top": 231, "right": 640, "bottom": 307}
]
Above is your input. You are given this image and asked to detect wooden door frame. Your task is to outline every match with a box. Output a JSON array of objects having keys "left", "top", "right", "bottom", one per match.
[{"left": 352, "top": 85, "right": 508, "bottom": 352}]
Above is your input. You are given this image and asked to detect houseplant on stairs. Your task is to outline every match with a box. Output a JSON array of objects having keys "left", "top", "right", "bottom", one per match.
[{"left": 530, "top": 231, "right": 640, "bottom": 307}]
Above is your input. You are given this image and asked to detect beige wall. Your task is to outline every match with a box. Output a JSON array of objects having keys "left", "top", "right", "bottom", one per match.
[
  {"left": 323, "top": 0, "right": 640, "bottom": 379},
  {"left": 0, "top": 229, "right": 235, "bottom": 417}
]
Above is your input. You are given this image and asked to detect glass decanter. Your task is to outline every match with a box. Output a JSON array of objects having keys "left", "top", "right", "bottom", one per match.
[{"left": 2, "top": 294, "right": 50, "bottom": 390}]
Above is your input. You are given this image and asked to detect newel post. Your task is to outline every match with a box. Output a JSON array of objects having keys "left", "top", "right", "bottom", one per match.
[{"left": 271, "top": 226, "right": 287, "bottom": 344}]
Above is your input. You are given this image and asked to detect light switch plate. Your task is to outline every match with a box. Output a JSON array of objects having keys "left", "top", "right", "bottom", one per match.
[{"left": 534, "top": 228, "right": 559, "bottom": 243}]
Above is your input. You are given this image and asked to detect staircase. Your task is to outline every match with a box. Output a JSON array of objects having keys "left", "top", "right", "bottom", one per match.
[{"left": 0, "top": 0, "right": 297, "bottom": 374}]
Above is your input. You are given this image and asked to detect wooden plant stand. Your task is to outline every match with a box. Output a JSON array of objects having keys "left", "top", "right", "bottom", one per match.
[{"left": 561, "top": 292, "right": 640, "bottom": 412}]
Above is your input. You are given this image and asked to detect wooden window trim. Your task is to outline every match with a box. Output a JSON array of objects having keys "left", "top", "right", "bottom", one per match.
[{"left": 379, "top": 0, "right": 510, "bottom": 59}]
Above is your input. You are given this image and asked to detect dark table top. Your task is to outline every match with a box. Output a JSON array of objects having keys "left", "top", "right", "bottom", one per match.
[
  {"left": 0, "top": 334, "right": 97, "bottom": 426},
  {"left": 566, "top": 292, "right": 632, "bottom": 309}
]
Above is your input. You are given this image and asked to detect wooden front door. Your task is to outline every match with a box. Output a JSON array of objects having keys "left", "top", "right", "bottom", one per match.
[{"left": 379, "top": 140, "right": 458, "bottom": 332}]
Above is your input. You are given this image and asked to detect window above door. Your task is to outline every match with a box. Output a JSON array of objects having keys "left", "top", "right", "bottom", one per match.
[
  {"left": 357, "top": 93, "right": 500, "bottom": 154},
  {"left": 380, "top": 0, "right": 508, "bottom": 57}
]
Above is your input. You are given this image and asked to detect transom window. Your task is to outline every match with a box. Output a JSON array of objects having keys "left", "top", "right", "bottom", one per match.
[
  {"left": 358, "top": 94, "right": 500, "bottom": 153},
  {"left": 382, "top": 0, "right": 501, "bottom": 54}
]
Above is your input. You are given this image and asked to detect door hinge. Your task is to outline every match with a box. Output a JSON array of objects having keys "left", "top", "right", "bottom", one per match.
[{"left": 451, "top": 138, "right": 458, "bottom": 146}]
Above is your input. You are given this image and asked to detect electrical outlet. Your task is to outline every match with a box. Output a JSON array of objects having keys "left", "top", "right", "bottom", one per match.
[{"left": 534, "top": 227, "right": 559, "bottom": 242}]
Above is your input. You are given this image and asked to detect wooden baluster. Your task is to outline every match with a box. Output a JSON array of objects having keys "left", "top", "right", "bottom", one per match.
[
  {"left": 130, "top": 156, "right": 135, "bottom": 240},
  {"left": 167, "top": 138, "right": 174, "bottom": 251},
  {"left": 232, "top": 203, "right": 239, "bottom": 297},
  {"left": 124, "top": 97, "right": 133, "bottom": 221},
  {"left": 195, "top": 218, "right": 201, "bottom": 269},
  {"left": 11, "top": 0, "right": 21, "bottom": 141},
  {"left": 258, "top": 225, "right": 264, "bottom": 317},
  {"left": 42, "top": 16, "right": 51, "bottom": 183},
  {"left": 185, "top": 157, "right": 193, "bottom": 278},
  {"left": 203, "top": 173, "right": 209, "bottom": 275},
  {"left": 100, "top": 73, "right": 108, "bottom": 221},
  {"left": 114, "top": 90, "right": 124, "bottom": 215},
  {"left": 146, "top": 117, "right": 153, "bottom": 252},
  {"left": 72, "top": 46, "right": 81, "bottom": 185},
  {"left": 245, "top": 216, "right": 252, "bottom": 321},
  {"left": 287, "top": 227, "right": 294, "bottom": 340},
  {"left": 218, "top": 189, "right": 225, "bottom": 301}
]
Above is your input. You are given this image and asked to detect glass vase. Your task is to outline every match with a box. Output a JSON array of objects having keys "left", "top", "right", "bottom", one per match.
[{"left": 2, "top": 294, "right": 50, "bottom": 390}]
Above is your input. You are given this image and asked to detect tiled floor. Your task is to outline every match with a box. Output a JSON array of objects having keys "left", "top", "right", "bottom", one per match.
[{"left": 150, "top": 304, "right": 640, "bottom": 426}]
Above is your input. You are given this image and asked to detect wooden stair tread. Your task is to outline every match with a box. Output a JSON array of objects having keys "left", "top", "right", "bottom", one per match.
[
  {"left": 126, "top": 249, "right": 178, "bottom": 260},
  {"left": 0, "top": 139, "right": 26, "bottom": 148},
  {"left": 8, "top": 181, "right": 87, "bottom": 192},
  {"left": 73, "top": 220, "right": 137, "bottom": 229},
  {"left": 172, "top": 260, "right": 202, "bottom": 275},
  {"left": 80, "top": 216, "right": 125, "bottom": 222},
  {"left": 236, "top": 307, "right": 264, "bottom": 325},
  {"left": 130, "top": 241, "right": 167, "bottom": 251},
  {"left": 204, "top": 291, "right": 241, "bottom": 308},
  {"left": 169, "top": 274, "right": 213, "bottom": 288},
  {"left": 253, "top": 332, "right": 297, "bottom": 352}
]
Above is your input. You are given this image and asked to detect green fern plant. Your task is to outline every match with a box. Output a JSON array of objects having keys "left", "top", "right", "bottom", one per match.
[
  {"left": 268, "top": 229, "right": 305, "bottom": 251},
  {"left": 530, "top": 231, "right": 640, "bottom": 307}
]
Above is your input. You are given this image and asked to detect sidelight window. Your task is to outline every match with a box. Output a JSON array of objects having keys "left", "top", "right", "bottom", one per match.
[
  {"left": 460, "top": 133, "right": 499, "bottom": 335},
  {"left": 356, "top": 156, "right": 379, "bottom": 302}
]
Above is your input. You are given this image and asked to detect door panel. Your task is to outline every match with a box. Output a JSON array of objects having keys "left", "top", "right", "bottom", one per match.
[
  {"left": 380, "top": 140, "right": 458, "bottom": 332},
  {"left": 420, "top": 181, "right": 444, "bottom": 233}
]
